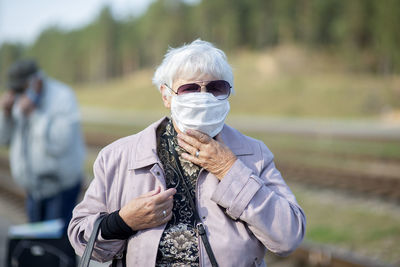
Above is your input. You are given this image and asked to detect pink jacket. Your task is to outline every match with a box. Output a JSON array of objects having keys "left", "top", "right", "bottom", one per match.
[{"left": 68, "top": 117, "right": 305, "bottom": 267}]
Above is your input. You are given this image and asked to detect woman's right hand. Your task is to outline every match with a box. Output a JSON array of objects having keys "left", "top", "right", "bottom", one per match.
[
  {"left": 1, "top": 91, "right": 15, "bottom": 117},
  {"left": 119, "top": 186, "right": 176, "bottom": 231}
]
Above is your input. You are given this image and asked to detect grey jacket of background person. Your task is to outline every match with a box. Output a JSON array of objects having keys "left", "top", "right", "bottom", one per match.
[
  {"left": 68, "top": 117, "right": 306, "bottom": 267},
  {"left": 0, "top": 77, "right": 85, "bottom": 199}
]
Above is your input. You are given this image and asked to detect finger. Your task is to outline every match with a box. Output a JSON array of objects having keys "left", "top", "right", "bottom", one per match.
[
  {"left": 155, "top": 196, "right": 174, "bottom": 211},
  {"left": 156, "top": 203, "right": 173, "bottom": 223},
  {"left": 186, "top": 129, "right": 212, "bottom": 144},
  {"left": 153, "top": 188, "right": 176, "bottom": 203},
  {"left": 181, "top": 152, "right": 202, "bottom": 166},
  {"left": 177, "top": 132, "right": 203, "bottom": 149},
  {"left": 165, "top": 200, "right": 174, "bottom": 212},
  {"left": 177, "top": 138, "right": 198, "bottom": 156},
  {"left": 162, "top": 211, "right": 173, "bottom": 223},
  {"left": 140, "top": 186, "right": 161, "bottom": 198},
  {"left": 5, "top": 92, "right": 15, "bottom": 102},
  {"left": 157, "top": 202, "right": 173, "bottom": 218}
]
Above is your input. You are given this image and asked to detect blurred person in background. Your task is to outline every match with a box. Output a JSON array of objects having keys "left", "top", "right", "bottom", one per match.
[
  {"left": 0, "top": 59, "right": 85, "bottom": 230},
  {"left": 69, "top": 40, "right": 305, "bottom": 266}
]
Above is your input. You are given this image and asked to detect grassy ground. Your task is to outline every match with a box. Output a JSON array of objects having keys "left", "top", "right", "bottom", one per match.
[
  {"left": 74, "top": 45, "right": 400, "bottom": 120},
  {"left": 291, "top": 183, "right": 400, "bottom": 265},
  {"left": 250, "top": 131, "right": 400, "bottom": 160}
]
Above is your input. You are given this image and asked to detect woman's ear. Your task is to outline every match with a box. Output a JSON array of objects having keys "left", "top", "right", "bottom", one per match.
[{"left": 160, "top": 85, "right": 172, "bottom": 109}]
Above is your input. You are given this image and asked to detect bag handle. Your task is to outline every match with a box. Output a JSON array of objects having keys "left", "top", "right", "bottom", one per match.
[{"left": 79, "top": 215, "right": 105, "bottom": 267}]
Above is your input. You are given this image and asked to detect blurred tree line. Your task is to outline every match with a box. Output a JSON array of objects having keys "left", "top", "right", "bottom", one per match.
[{"left": 1, "top": 0, "right": 399, "bottom": 85}]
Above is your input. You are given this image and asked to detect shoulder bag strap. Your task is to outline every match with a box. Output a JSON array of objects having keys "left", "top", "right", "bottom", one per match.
[
  {"left": 79, "top": 215, "right": 105, "bottom": 267},
  {"left": 170, "top": 148, "right": 219, "bottom": 267}
]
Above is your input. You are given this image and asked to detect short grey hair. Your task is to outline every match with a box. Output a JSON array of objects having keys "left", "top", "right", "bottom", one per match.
[{"left": 152, "top": 39, "right": 234, "bottom": 93}]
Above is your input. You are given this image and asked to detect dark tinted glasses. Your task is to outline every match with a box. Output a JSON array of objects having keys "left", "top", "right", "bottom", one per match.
[{"left": 165, "top": 80, "right": 231, "bottom": 100}]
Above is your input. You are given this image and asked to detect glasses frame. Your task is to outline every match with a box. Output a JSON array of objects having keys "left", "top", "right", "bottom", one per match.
[{"left": 164, "top": 80, "right": 231, "bottom": 100}]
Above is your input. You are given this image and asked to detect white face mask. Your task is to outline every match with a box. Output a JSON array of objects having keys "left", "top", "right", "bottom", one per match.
[{"left": 171, "top": 92, "right": 230, "bottom": 137}]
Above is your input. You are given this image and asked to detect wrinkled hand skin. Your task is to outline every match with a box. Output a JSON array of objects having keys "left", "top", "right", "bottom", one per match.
[
  {"left": 177, "top": 129, "right": 237, "bottom": 180},
  {"left": 119, "top": 187, "right": 176, "bottom": 231}
]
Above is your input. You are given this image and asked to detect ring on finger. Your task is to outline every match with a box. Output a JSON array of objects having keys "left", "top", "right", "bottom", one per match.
[
  {"left": 162, "top": 210, "right": 167, "bottom": 218},
  {"left": 195, "top": 150, "right": 200, "bottom": 158}
]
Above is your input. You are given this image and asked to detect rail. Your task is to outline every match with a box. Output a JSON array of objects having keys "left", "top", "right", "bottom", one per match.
[{"left": 0, "top": 131, "right": 398, "bottom": 267}]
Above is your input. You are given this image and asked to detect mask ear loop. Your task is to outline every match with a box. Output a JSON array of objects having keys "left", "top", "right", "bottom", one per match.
[{"left": 162, "top": 88, "right": 171, "bottom": 97}]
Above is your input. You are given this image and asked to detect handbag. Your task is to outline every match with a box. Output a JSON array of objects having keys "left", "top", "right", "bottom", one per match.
[
  {"left": 7, "top": 236, "right": 76, "bottom": 267},
  {"left": 7, "top": 219, "right": 76, "bottom": 267}
]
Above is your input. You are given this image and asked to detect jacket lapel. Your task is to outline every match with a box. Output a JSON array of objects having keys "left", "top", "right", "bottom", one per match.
[
  {"left": 128, "top": 117, "right": 167, "bottom": 170},
  {"left": 219, "top": 124, "right": 254, "bottom": 156}
]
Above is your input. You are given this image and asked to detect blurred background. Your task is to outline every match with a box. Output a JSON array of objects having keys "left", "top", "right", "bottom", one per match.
[{"left": 0, "top": 0, "right": 399, "bottom": 266}]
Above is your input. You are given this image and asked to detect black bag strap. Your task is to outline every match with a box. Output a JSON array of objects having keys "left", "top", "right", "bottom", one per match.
[
  {"left": 79, "top": 215, "right": 105, "bottom": 267},
  {"left": 170, "top": 148, "right": 219, "bottom": 267}
]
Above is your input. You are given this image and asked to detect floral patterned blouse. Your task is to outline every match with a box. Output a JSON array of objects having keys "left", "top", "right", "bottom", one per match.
[{"left": 155, "top": 119, "right": 200, "bottom": 266}]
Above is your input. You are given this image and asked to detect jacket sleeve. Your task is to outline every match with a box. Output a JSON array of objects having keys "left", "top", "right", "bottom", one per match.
[
  {"left": 68, "top": 151, "right": 126, "bottom": 262},
  {"left": 211, "top": 141, "right": 306, "bottom": 256},
  {"left": 0, "top": 112, "right": 13, "bottom": 145}
]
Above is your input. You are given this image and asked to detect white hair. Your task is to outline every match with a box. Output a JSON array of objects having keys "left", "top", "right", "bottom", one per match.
[{"left": 152, "top": 39, "right": 234, "bottom": 94}]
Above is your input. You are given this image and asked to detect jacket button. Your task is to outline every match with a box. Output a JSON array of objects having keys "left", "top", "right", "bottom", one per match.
[
  {"left": 202, "top": 216, "right": 206, "bottom": 219},
  {"left": 156, "top": 171, "right": 160, "bottom": 176}
]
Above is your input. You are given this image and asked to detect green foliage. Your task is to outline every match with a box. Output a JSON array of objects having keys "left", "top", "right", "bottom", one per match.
[
  {"left": 73, "top": 47, "right": 400, "bottom": 119},
  {"left": 0, "top": 43, "right": 24, "bottom": 87},
  {"left": 1, "top": 0, "right": 400, "bottom": 86},
  {"left": 371, "top": 0, "right": 400, "bottom": 73}
]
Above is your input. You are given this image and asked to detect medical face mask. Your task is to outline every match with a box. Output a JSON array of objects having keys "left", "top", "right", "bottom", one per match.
[{"left": 171, "top": 92, "right": 230, "bottom": 137}]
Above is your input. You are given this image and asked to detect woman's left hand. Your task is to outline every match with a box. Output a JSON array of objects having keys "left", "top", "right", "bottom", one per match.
[{"left": 177, "top": 129, "right": 237, "bottom": 180}]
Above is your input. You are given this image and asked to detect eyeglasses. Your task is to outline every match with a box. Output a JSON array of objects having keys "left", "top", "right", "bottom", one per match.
[{"left": 164, "top": 80, "right": 231, "bottom": 100}]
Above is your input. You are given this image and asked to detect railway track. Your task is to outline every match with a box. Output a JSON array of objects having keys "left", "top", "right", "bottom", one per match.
[
  {"left": 2, "top": 130, "right": 399, "bottom": 205},
  {"left": 82, "top": 131, "right": 400, "bottom": 204},
  {"left": 0, "top": 132, "right": 398, "bottom": 267},
  {"left": 278, "top": 160, "right": 400, "bottom": 203}
]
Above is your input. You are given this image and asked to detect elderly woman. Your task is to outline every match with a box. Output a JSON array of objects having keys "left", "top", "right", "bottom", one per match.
[{"left": 68, "top": 40, "right": 306, "bottom": 267}]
